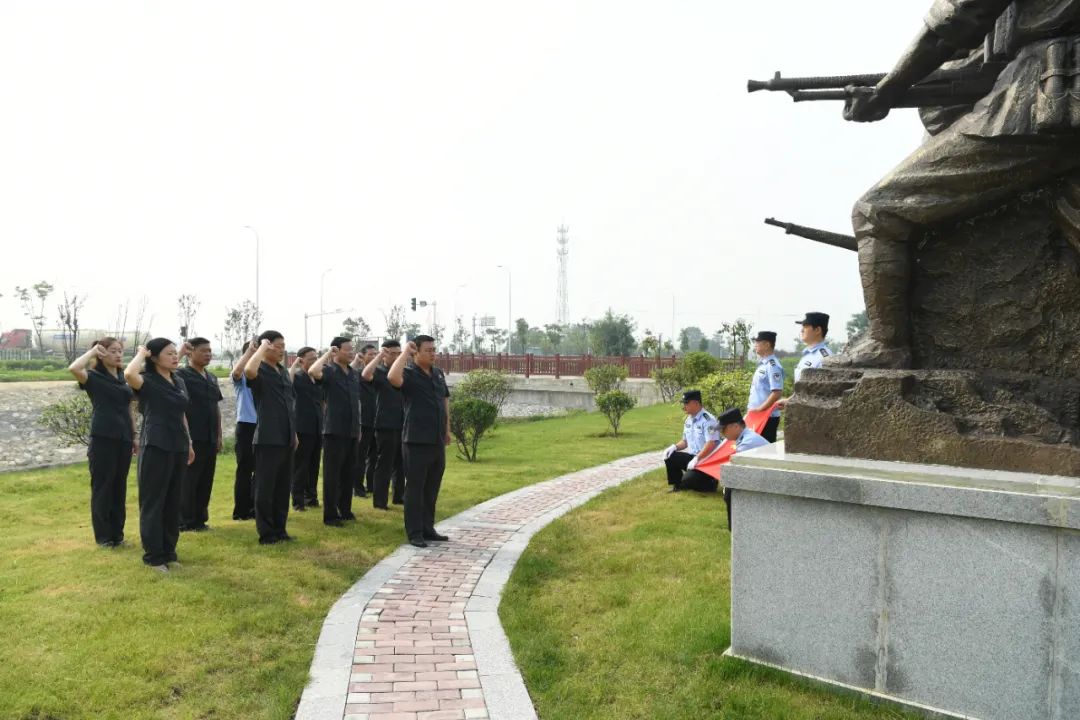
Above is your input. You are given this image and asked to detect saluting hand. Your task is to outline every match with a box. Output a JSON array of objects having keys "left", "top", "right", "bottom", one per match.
[
  {"left": 180, "top": 341, "right": 193, "bottom": 358},
  {"left": 136, "top": 345, "right": 149, "bottom": 358},
  {"left": 93, "top": 344, "right": 110, "bottom": 360},
  {"left": 405, "top": 341, "right": 418, "bottom": 355},
  {"left": 290, "top": 355, "right": 303, "bottom": 370},
  {"left": 260, "top": 339, "right": 271, "bottom": 350}
]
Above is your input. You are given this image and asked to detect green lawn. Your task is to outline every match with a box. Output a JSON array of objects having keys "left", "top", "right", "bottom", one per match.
[
  {"left": 0, "top": 403, "right": 679, "bottom": 720},
  {"left": 501, "top": 471, "right": 920, "bottom": 720}
]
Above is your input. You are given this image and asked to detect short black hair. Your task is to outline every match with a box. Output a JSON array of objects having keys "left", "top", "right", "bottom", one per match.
[
  {"left": 258, "top": 330, "right": 284, "bottom": 344},
  {"left": 412, "top": 334, "right": 435, "bottom": 347},
  {"left": 297, "top": 346, "right": 316, "bottom": 357},
  {"left": 188, "top": 337, "right": 210, "bottom": 349},
  {"left": 381, "top": 339, "right": 401, "bottom": 349},
  {"left": 241, "top": 341, "right": 251, "bottom": 353},
  {"left": 330, "top": 336, "right": 352, "bottom": 349},
  {"left": 361, "top": 344, "right": 376, "bottom": 353}
]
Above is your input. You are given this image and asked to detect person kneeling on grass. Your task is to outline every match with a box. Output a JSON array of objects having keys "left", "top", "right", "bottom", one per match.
[
  {"left": 672, "top": 407, "right": 769, "bottom": 495},
  {"left": 662, "top": 390, "right": 718, "bottom": 492}
]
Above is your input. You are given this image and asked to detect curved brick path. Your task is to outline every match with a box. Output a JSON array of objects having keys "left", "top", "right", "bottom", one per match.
[{"left": 295, "top": 451, "right": 656, "bottom": 720}]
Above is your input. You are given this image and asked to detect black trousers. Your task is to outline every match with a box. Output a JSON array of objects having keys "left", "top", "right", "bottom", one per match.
[
  {"left": 761, "top": 416, "right": 781, "bottom": 444},
  {"left": 402, "top": 442, "right": 446, "bottom": 542},
  {"left": 355, "top": 426, "right": 377, "bottom": 495},
  {"left": 322, "top": 435, "right": 356, "bottom": 522},
  {"left": 181, "top": 441, "right": 217, "bottom": 529},
  {"left": 373, "top": 428, "right": 404, "bottom": 509},
  {"left": 676, "top": 469, "right": 719, "bottom": 493},
  {"left": 87, "top": 436, "right": 131, "bottom": 545},
  {"left": 292, "top": 433, "right": 322, "bottom": 509},
  {"left": 253, "top": 444, "right": 292, "bottom": 541},
  {"left": 233, "top": 422, "right": 257, "bottom": 519},
  {"left": 723, "top": 487, "right": 733, "bottom": 532},
  {"left": 664, "top": 451, "right": 695, "bottom": 485},
  {"left": 137, "top": 445, "right": 185, "bottom": 566}
]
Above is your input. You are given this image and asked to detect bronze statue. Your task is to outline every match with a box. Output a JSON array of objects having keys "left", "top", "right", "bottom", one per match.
[{"left": 755, "top": 1, "right": 1080, "bottom": 368}]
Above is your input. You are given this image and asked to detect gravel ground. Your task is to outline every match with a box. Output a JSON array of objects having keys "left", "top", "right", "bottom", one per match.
[{"left": 0, "top": 381, "right": 568, "bottom": 472}]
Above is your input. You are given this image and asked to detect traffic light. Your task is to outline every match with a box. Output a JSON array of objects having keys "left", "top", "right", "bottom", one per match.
[{"left": 411, "top": 297, "right": 417, "bottom": 311}]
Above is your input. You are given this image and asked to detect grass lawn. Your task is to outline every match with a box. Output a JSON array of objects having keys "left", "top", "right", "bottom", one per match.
[
  {"left": 500, "top": 471, "right": 921, "bottom": 720},
  {"left": 0, "top": 403, "right": 680, "bottom": 720}
]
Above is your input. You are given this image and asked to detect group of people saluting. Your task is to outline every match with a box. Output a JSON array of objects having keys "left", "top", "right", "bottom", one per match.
[{"left": 69, "top": 329, "right": 450, "bottom": 573}]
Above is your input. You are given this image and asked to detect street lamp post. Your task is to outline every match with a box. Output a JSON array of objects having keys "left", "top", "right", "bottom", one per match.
[
  {"left": 497, "top": 265, "right": 511, "bottom": 354},
  {"left": 243, "top": 225, "right": 260, "bottom": 314},
  {"left": 319, "top": 268, "right": 333, "bottom": 348}
]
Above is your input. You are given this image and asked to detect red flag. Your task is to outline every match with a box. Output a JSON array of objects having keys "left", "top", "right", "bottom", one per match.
[{"left": 693, "top": 408, "right": 773, "bottom": 480}]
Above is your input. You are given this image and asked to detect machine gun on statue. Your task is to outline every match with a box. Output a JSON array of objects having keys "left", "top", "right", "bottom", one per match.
[
  {"left": 747, "top": 62, "right": 1003, "bottom": 108},
  {"left": 764, "top": 218, "right": 856, "bottom": 252}
]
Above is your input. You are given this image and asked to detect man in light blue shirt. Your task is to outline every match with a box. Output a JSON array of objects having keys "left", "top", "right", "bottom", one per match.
[
  {"left": 747, "top": 330, "right": 784, "bottom": 442},
  {"left": 717, "top": 407, "right": 768, "bottom": 529},
  {"left": 793, "top": 312, "right": 831, "bottom": 383},
  {"left": 662, "top": 390, "right": 718, "bottom": 491},
  {"left": 231, "top": 340, "right": 260, "bottom": 520}
]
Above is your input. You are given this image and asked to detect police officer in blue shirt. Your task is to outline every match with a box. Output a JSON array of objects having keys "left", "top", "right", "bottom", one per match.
[
  {"left": 747, "top": 330, "right": 784, "bottom": 442},
  {"left": 794, "top": 312, "right": 831, "bottom": 383},
  {"left": 231, "top": 339, "right": 260, "bottom": 520},
  {"left": 662, "top": 390, "right": 718, "bottom": 491},
  {"left": 717, "top": 407, "right": 769, "bottom": 530}
]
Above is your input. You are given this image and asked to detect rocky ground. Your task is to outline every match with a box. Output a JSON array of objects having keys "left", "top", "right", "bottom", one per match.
[{"left": 0, "top": 380, "right": 565, "bottom": 472}]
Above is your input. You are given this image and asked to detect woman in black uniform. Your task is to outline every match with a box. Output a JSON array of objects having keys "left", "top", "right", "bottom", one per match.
[
  {"left": 67, "top": 337, "right": 135, "bottom": 548},
  {"left": 124, "top": 338, "right": 194, "bottom": 573}
]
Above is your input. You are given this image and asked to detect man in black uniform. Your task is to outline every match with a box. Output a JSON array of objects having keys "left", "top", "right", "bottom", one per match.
[
  {"left": 289, "top": 346, "right": 322, "bottom": 511},
  {"left": 362, "top": 339, "right": 405, "bottom": 510},
  {"left": 353, "top": 343, "right": 378, "bottom": 498},
  {"left": 244, "top": 331, "right": 297, "bottom": 545},
  {"left": 389, "top": 335, "right": 451, "bottom": 548},
  {"left": 177, "top": 338, "right": 223, "bottom": 532},
  {"left": 308, "top": 336, "right": 360, "bottom": 526}
]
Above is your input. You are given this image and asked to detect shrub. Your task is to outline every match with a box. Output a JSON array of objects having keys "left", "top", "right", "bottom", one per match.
[
  {"left": 676, "top": 351, "right": 721, "bottom": 385},
  {"left": 454, "top": 369, "right": 513, "bottom": 416},
  {"left": 449, "top": 397, "right": 499, "bottom": 462},
  {"left": 651, "top": 366, "right": 682, "bottom": 402},
  {"left": 37, "top": 391, "right": 92, "bottom": 447},
  {"left": 694, "top": 369, "right": 754, "bottom": 417},
  {"left": 596, "top": 390, "right": 636, "bottom": 437},
  {"left": 584, "top": 364, "right": 628, "bottom": 395},
  {"left": 0, "top": 359, "right": 65, "bottom": 372}
]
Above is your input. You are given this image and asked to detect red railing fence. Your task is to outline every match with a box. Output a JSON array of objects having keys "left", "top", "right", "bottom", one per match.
[{"left": 435, "top": 353, "right": 677, "bottom": 379}]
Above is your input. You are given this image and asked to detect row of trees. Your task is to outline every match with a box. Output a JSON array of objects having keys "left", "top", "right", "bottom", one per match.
[{"left": 6, "top": 279, "right": 869, "bottom": 364}]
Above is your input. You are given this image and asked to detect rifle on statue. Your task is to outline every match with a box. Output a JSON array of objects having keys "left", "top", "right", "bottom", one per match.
[
  {"left": 747, "top": 64, "right": 1002, "bottom": 108},
  {"left": 764, "top": 218, "right": 856, "bottom": 252}
]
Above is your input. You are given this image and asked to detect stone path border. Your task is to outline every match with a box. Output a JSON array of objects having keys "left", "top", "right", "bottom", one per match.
[{"left": 295, "top": 451, "right": 656, "bottom": 720}]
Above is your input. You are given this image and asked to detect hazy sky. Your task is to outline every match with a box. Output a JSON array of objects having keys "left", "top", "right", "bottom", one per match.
[{"left": 0, "top": 1, "right": 926, "bottom": 352}]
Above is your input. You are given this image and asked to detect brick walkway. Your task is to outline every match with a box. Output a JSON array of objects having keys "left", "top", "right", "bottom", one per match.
[{"left": 296, "top": 451, "right": 657, "bottom": 720}]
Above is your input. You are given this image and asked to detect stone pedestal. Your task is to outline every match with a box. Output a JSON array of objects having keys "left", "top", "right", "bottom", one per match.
[{"left": 723, "top": 444, "right": 1080, "bottom": 720}]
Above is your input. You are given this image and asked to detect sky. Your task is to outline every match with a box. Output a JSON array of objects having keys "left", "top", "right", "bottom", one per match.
[{"left": 0, "top": 1, "right": 926, "bottom": 352}]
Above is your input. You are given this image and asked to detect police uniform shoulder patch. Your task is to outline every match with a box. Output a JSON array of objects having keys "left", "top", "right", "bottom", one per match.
[
  {"left": 768, "top": 358, "right": 777, "bottom": 366},
  {"left": 820, "top": 347, "right": 830, "bottom": 356}
]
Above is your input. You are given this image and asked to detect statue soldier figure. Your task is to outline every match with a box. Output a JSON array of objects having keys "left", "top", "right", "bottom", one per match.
[{"left": 842, "top": 0, "right": 1080, "bottom": 368}]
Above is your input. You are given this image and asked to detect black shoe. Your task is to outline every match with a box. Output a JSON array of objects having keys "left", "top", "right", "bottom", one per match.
[
  {"left": 193, "top": 524, "right": 211, "bottom": 532},
  {"left": 409, "top": 538, "right": 428, "bottom": 548},
  {"left": 324, "top": 519, "right": 345, "bottom": 527},
  {"left": 373, "top": 504, "right": 389, "bottom": 511},
  {"left": 97, "top": 541, "right": 115, "bottom": 549},
  {"left": 668, "top": 486, "right": 681, "bottom": 493},
  {"left": 341, "top": 512, "right": 357, "bottom": 521},
  {"left": 392, "top": 499, "right": 404, "bottom": 505},
  {"left": 293, "top": 505, "right": 306, "bottom": 512},
  {"left": 308, "top": 499, "right": 320, "bottom": 508},
  {"left": 423, "top": 532, "right": 449, "bottom": 542},
  {"left": 279, "top": 533, "right": 296, "bottom": 542},
  {"left": 258, "top": 536, "right": 281, "bottom": 545},
  {"left": 354, "top": 490, "right": 368, "bottom": 498}
]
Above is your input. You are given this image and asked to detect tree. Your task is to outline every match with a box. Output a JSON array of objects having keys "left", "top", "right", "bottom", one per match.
[
  {"left": 484, "top": 327, "right": 507, "bottom": 353},
  {"left": 641, "top": 329, "right": 660, "bottom": 357},
  {"left": 130, "top": 295, "right": 153, "bottom": 349},
  {"left": 697, "top": 336, "right": 709, "bottom": 352},
  {"left": 404, "top": 322, "right": 422, "bottom": 340},
  {"left": 514, "top": 318, "right": 529, "bottom": 354},
  {"left": 57, "top": 292, "right": 85, "bottom": 363},
  {"left": 177, "top": 294, "right": 201, "bottom": 340},
  {"left": 651, "top": 367, "right": 682, "bottom": 402},
  {"left": 679, "top": 326, "right": 704, "bottom": 353},
  {"left": 596, "top": 390, "right": 636, "bottom": 437},
  {"left": 383, "top": 305, "right": 407, "bottom": 339},
  {"left": 452, "top": 316, "right": 469, "bottom": 353},
  {"left": 222, "top": 300, "right": 262, "bottom": 357},
  {"left": 14, "top": 281, "right": 54, "bottom": 353},
  {"left": 584, "top": 364, "right": 628, "bottom": 395},
  {"left": 846, "top": 310, "right": 869, "bottom": 340},
  {"left": 543, "top": 323, "right": 564, "bottom": 352},
  {"left": 449, "top": 397, "right": 499, "bottom": 462},
  {"left": 342, "top": 316, "right": 372, "bottom": 344},
  {"left": 38, "top": 392, "right": 92, "bottom": 446},
  {"left": 719, "top": 319, "right": 754, "bottom": 368},
  {"left": 589, "top": 310, "right": 637, "bottom": 356},
  {"left": 112, "top": 301, "right": 130, "bottom": 349}
]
